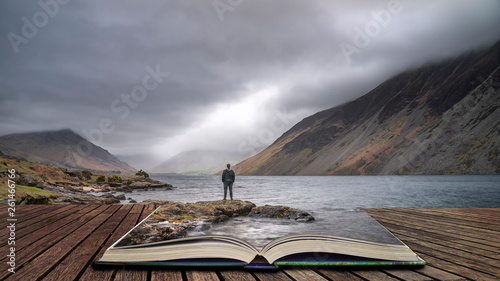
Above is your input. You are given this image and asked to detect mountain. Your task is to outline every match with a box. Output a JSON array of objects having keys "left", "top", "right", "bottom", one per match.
[
  {"left": 234, "top": 43, "right": 500, "bottom": 175},
  {"left": 0, "top": 129, "right": 136, "bottom": 174},
  {"left": 151, "top": 149, "right": 259, "bottom": 175}
]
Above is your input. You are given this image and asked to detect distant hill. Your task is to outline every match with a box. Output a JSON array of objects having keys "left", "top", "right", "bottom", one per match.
[
  {"left": 234, "top": 42, "right": 500, "bottom": 175},
  {"left": 0, "top": 129, "right": 136, "bottom": 174},
  {"left": 151, "top": 149, "right": 258, "bottom": 175}
]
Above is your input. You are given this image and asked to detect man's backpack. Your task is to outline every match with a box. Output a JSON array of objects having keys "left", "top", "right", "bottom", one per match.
[{"left": 224, "top": 170, "right": 234, "bottom": 182}]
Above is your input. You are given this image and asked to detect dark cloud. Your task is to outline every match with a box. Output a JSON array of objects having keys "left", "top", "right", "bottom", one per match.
[{"left": 1, "top": 0, "right": 500, "bottom": 168}]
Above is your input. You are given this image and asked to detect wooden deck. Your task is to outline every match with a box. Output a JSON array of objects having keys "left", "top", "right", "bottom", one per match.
[{"left": 1, "top": 205, "right": 499, "bottom": 281}]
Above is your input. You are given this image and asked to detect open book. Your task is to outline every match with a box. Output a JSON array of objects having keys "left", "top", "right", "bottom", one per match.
[{"left": 96, "top": 206, "right": 425, "bottom": 268}]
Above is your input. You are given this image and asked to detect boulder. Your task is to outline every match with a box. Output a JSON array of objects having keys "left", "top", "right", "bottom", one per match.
[
  {"left": 16, "top": 173, "right": 40, "bottom": 187},
  {"left": 248, "top": 205, "right": 315, "bottom": 222}
]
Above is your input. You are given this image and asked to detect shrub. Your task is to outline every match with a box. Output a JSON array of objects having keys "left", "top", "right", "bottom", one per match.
[
  {"left": 82, "top": 170, "right": 93, "bottom": 180},
  {"left": 96, "top": 174, "right": 106, "bottom": 183},
  {"left": 136, "top": 169, "right": 149, "bottom": 178},
  {"left": 108, "top": 175, "right": 122, "bottom": 183}
]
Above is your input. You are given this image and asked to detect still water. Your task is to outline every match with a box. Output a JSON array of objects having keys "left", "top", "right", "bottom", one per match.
[
  {"left": 132, "top": 175, "right": 499, "bottom": 209},
  {"left": 120, "top": 175, "right": 500, "bottom": 248}
]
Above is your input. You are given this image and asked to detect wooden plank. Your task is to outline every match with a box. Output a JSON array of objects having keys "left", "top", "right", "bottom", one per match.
[
  {"left": 401, "top": 237, "right": 500, "bottom": 276},
  {"left": 350, "top": 269, "right": 401, "bottom": 281},
  {"left": 417, "top": 208, "right": 500, "bottom": 225},
  {"left": 4, "top": 205, "right": 116, "bottom": 280},
  {"left": 12, "top": 205, "right": 79, "bottom": 241},
  {"left": 369, "top": 209, "right": 500, "bottom": 242},
  {"left": 8, "top": 204, "right": 54, "bottom": 221},
  {"left": 410, "top": 251, "right": 498, "bottom": 280},
  {"left": 382, "top": 268, "right": 433, "bottom": 280},
  {"left": 9, "top": 205, "right": 96, "bottom": 248},
  {"left": 374, "top": 220, "right": 500, "bottom": 262},
  {"left": 283, "top": 268, "right": 328, "bottom": 280},
  {"left": 114, "top": 267, "right": 148, "bottom": 281},
  {"left": 317, "top": 269, "right": 364, "bottom": 280},
  {"left": 42, "top": 204, "right": 132, "bottom": 281},
  {"left": 252, "top": 270, "right": 293, "bottom": 281},
  {"left": 367, "top": 211, "right": 500, "bottom": 279},
  {"left": 139, "top": 204, "right": 156, "bottom": 220},
  {"left": 0, "top": 205, "right": 77, "bottom": 245},
  {"left": 370, "top": 217, "right": 500, "bottom": 277},
  {"left": 185, "top": 270, "right": 220, "bottom": 281},
  {"left": 390, "top": 208, "right": 500, "bottom": 232},
  {"left": 414, "top": 265, "right": 468, "bottom": 281},
  {"left": 108, "top": 205, "right": 150, "bottom": 280},
  {"left": 219, "top": 270, "right": 256, "bottom": 281},
  {"left": 366, "top": 209, "right": 500, "bottom": 247},
  {"left": 0, "top": 205, "right": 102, "bottom": 280},
  {"left": 79, "top": 204, "right": 144, "bottom": 281},
  {"left": 151, "top": 269, "right": 183, "bottom": 281},
  {"left": 391, "top": 209, "right": 500, "bottom": 240}
]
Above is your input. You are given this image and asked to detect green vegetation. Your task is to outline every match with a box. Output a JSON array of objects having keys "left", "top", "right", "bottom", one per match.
[
  {"left": 136, "top": 169, "right": 149, "bottom": 178},
  {"left": 96, "top": 174, "right": 106, "bottom": 182},
  {"left": 108, "top": 175, "right": 122, "bottom": 183},
  {"left": 0, "top": 185, "right": 58, "bottom": 204},
  {"left": 82, "top": 170, "right": 93, "bottom": 180}
]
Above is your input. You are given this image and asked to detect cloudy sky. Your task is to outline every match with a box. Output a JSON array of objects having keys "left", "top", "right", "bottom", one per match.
[{"left": 1, "top": 0, "right": 500, "bottom": 169}]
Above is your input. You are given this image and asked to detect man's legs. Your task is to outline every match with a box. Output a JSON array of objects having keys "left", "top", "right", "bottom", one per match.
[
  {"left": 223, "top": 182, "right": 228, "bottom": 200},
  {"left": 228, "top": 182, "right": 233, "bottom": 200}
]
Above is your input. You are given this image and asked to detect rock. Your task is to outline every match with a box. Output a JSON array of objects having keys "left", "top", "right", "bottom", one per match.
[
  {"left": 116, "top": 194, "right": 126, "bottom": 200},
  {"left": 129, "top": 200, "right": 137, "bottom": 203},
  {"left": 63, "top": 168, "right": 83, "bottom": 179},
  {"left": 19, "top": 195, "right": 51, "bottom": 204},
  {"left": 116, "top": 200, "right": 314, "bottom": 247},
  {"left": 129, "top": 181, "right": 151, "bottom": 188},
  {"left": 248, "top": 205, "right": 315, "bottom": 222},
  {"left": 16, "top": 173, "right": 40, "bottom": 187}
]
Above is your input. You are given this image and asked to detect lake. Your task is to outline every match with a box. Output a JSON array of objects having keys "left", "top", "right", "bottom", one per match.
[
  {"left": 120, "top": 175, "right": 500, "bottom": 248},
  {"left": 129, "top": 174, "right": 500, "bottom": 209}
]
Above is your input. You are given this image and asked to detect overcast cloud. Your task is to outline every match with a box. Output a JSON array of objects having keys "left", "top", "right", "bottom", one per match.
[{"left": 1, "top": 0, "right": 500, "bottom": 169}]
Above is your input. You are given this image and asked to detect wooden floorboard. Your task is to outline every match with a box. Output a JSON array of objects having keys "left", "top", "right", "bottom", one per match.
[{"left": 1, "top": 206, "right": 498, "bottom": 281}]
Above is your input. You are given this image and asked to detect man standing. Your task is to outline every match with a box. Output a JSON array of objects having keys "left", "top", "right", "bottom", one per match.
[{"left": 222, "top": 164, "right": 235, "bottom": 200}]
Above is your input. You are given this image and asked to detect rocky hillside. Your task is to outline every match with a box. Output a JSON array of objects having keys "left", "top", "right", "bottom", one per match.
[
  {"left": 0, "top": 129, "right": 136, "bottom": 174},
  {"left": 234, "top": 42, "right": 500, "bottom": 175}
]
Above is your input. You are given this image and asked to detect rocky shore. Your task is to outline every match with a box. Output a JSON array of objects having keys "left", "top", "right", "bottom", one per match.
[
  {"left": 116, "top": 200, "right": 314, "bottom": 246},
  {"left": 0, "top": 156, "right": 172, "bottom": 204}
]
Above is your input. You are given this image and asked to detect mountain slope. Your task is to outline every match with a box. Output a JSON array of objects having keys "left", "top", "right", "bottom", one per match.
[
  {"left": 151, "top": 149, "right": 257, "bottom": 175},
  {"left": 0, "top": 129, "right": 136, "bottom": 174},
  {"left": 234, "top": 43, "right": 500, "bottom": 175}
]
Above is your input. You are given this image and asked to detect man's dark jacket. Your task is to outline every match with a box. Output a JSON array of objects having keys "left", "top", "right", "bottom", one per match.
[{"left": 222, "top": 169, "right": 235, "bottom": 182}]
